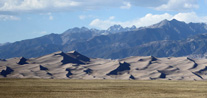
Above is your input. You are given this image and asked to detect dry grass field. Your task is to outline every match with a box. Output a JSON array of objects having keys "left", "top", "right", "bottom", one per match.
[{"left": 0, "top": 79, "right": 206, "bottom": 98}]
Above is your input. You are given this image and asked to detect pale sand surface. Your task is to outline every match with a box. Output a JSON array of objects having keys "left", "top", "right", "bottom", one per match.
[{"left": 0, "top": 51, "right": 207, "bottom": 80}]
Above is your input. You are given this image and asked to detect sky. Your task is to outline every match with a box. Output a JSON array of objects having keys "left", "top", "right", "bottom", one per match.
[{"left": 0, "top": 0, "right": 207, "bottom": 43}]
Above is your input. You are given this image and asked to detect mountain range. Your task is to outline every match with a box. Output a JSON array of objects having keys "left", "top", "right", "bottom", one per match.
[
  {"left": 0, "top": 19, "right": 207, "bottom": 59},
  {"left": 0, "top": 51, "right": 206, "bottom": 80}
]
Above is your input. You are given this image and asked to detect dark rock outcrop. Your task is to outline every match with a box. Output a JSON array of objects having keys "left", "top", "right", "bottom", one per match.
[
  {"left": 107, "top": 61, "right": 130, "bottom": 75},
  {"left": 39, "top": 65, "right": 48, "bottom": 70},
  {"left": 17, "top": 57, "right": 28, "bottom": 65},
  {"left": 0, "top": 67, "right": 14, "bottom": 77}
]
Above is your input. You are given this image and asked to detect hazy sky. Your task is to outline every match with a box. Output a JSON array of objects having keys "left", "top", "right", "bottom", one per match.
[{"left": 0, "top": 0, "right": 207, "bottom": 43}]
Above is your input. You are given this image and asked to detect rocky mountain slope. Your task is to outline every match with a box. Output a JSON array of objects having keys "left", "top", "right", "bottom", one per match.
[
  {"left": 99, "top": 33, "right": 207, "bottom": 59},
  {"left": 0, "top": 51, "right": 206, "bottom": 80},
  {"left": 0, "top": 19, "right": 207, "bottom": 59}
]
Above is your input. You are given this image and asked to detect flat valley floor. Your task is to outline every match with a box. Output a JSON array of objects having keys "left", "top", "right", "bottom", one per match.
[{"left": 0, "top": 79, "right": 206, "bottom": 98}]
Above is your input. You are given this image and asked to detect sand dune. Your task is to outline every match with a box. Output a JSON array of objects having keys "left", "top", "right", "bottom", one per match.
[{"left": 0, "top": 51, "right": 207, "bottom": 80}]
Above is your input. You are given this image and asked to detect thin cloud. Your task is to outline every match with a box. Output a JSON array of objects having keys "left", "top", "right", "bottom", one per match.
[
  {"left": 49, "top": 16, "right": 53, "bottom": 20},
  {"left": 0, "top": 0, "right": 81, "bottom": 13},
  {"left": 156, "top": 0, "right": 199, "bottom": 11},
  {"left": 0, "top": 0, "right": 200, "bottom": 14},
  {"left": 78, "top": 14, "right": 96, "bottom": 20},
  {"left": 0, "top": 0, "right": 123, "bottom": 13},
  {"left": 129, "top": 0, "right": 169, "bottom": 7},
  {"left": 79, "top": 15, "right": 86, "bottom": 20},
  {"left": 40, "top": 31, "right": 48, "bottom": 34},
  {"left": 33, "top": 31, "right": 48, "bottom": 35},
  {"left": 120, "top": 2, "right": 131, "bottom": 9},
  {"left": 130, "top": 0, "right": 199, "bottom": 11},
  {"left": 0, "top": 15, "right": 20, "bottom": 21}
]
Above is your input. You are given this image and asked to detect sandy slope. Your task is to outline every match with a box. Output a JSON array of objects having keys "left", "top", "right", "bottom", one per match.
[{"left": 0, "top": 51, "right": 206, "bottom": 80}]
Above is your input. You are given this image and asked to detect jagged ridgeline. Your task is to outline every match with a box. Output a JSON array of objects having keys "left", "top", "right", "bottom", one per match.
[
  {"left": 0, "top": 19, "right": 207, "bottom": 59},
  {"left": 0, "top": 51, "right": 206, "bottom": 80}
]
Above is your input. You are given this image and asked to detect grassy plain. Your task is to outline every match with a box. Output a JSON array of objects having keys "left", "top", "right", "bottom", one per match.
[{"left": 0, "top": 79, "right": 206, "bottom": 98}]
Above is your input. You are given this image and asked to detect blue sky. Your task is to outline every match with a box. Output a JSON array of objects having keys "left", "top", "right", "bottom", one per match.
[{"left": 0, "top": 0, "right": 207, "bottom": 43}]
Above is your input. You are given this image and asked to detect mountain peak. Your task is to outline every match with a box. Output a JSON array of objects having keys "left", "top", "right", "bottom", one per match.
[
  {"left": 149, "top": 19, "right": 186, "bottom": 28},
  {"left": 80, "top": 27, "right": 89, "bottom": 30},
  {"left": 161, "top": 19, "right": 169, "bottom": 23},
  {"left": 107, "top": 24, "right": 124, "bottom": 32},
  {"left": 131, "top": 25, "right": 136, "bottom": 29},
  {"left": 170, "top": 19, "right": 186, "bottom": 24},
  {"left": 63, "top": 27, "right": 90, "bottom": 34},
  {"left": 149, "top": 19, "right": 170, "bottom": 28},
  {"left": 159, "top": 19, "right": 170, "bottom": 26},
  {"left": 171, "top": 19, "right": 179, "bottom": 22},
  {"left": 71, "top": 27, "right": 89, "bottom": 31},
  {"left": 107, "top": 24, "right": 137, "bottom": 33}
]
